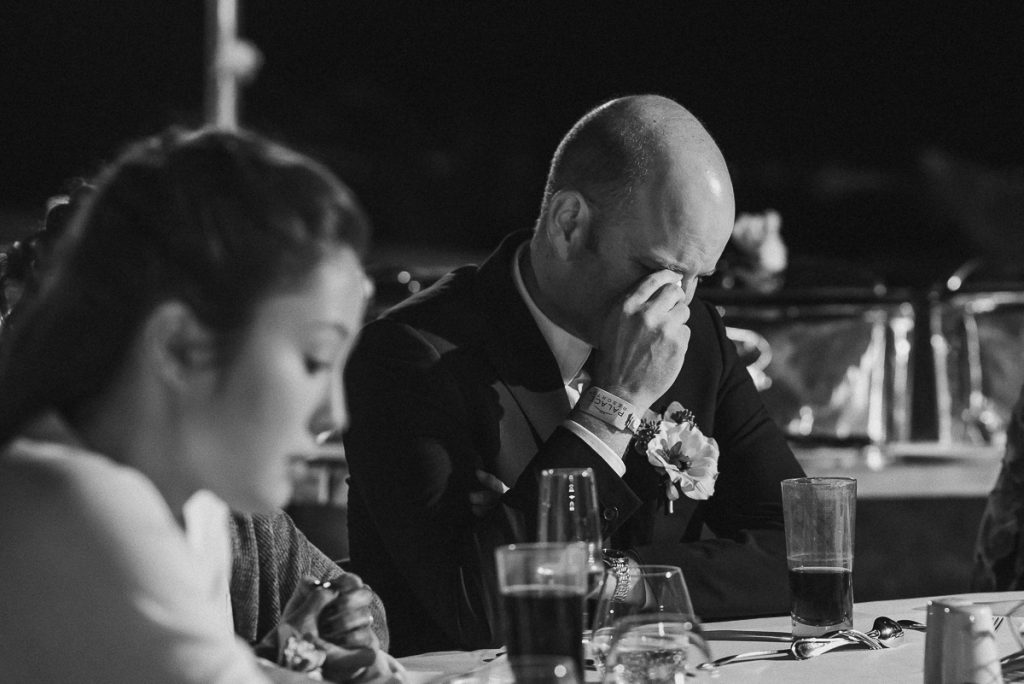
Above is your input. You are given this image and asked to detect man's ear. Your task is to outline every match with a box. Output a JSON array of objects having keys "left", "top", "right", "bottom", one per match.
[
  {"left": 140, "top": 301, "right": 218, "bottom": 390},
  {"left": 545, "top": 190, "right": 593, "bottom": 260}
]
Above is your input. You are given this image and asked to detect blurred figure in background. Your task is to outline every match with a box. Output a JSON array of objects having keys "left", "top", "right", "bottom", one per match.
[
  {"left": 716, "top": 209, "right": 788, "bottom": 293},
  {"left": 0, "top": 128, "right": 401, "bottom": 682},
  {"left": 973, "top": 384, "right": 1024, "bottom": 591}
]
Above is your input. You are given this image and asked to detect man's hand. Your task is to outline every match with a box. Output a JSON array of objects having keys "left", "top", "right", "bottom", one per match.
[
  {"left": 592, "top": 270, "right": 691, "bottom": 414},
  {"left": 469, "top": 469, "right": 509, "bottom": 518}
]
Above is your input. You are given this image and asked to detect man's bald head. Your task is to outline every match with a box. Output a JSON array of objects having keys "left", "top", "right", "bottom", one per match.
[{"left": 538, "top": 95, "right": 729, "bottom": 235}]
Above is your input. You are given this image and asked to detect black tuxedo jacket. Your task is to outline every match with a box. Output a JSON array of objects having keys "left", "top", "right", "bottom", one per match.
[{"left": 344, "top": 231, "right": 805, "bottom": 656}]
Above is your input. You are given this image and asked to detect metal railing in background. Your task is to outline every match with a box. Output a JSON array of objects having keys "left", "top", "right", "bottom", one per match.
[
  {"left": 931, "top": 289, "right": 1024, "bottom": 448},
  {"left": 204, "top": 0, "right": 261, "bottom": 131},
  {"left": 709, "top": 289, "right": 916, "bottom": 453}
]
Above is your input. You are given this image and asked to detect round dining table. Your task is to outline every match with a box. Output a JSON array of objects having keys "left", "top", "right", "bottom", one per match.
[{"left": 397, "top": 591, "right": 1024, "bottom": 683}]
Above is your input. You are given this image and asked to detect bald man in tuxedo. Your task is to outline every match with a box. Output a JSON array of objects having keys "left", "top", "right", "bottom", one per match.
[{"left": 344, "top": 94, "right": 805, "bottom": 655}]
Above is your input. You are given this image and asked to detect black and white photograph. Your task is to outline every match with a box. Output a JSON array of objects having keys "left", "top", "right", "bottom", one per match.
[{"left": 3, "top": 2, "right": 1024, "bottom": 681}]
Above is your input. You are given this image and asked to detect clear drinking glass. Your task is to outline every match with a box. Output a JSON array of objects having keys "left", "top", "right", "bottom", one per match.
[
  {"left": 537, "top": 468, "right": 605, "bottom": 647},
  {"left": 601, "top": 613, "right": 713, "bottom": 683},
  {"left": 1000, "top": 598, "right": 1024, "bottom": 652},
  {"left": 495, "top": 542, "right": 590, "bottom": 678},
  {"left": 781, "top": 477, "right": 857, "bottom": 637},
  {"left": 590, "top": 564, "right": 698, "bottom": 674}
]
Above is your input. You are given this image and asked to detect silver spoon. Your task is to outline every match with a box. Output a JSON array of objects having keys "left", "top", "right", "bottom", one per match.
[
  {"left": 895, "top": 619, "right": 927, "bottom": 632},
  {"left": 893, "top": 617, "right": 999, "bottom": 633},
  {"left": 866, "top": 616, "right": 905, "bottom": 642},
  {"left": 701, "top": 629, "right": 885, "bottom": 668}
]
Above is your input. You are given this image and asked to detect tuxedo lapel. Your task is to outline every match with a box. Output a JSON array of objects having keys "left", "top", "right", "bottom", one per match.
[{"left": 473, "top": 232, "right": 568, "bottom": 484}]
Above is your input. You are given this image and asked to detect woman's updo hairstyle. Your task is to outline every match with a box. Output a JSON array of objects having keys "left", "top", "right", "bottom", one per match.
[
  {"left": 1, "top": 180, "right": 94, "bottom": 322},
  {"left": 0, "top": 128, "right": 371, "bottom": 447}
]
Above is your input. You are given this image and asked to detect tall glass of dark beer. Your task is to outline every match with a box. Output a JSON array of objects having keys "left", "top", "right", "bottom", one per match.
[
  {"left": 495, "top": 542, "right": 588, "bottom": 679},
  {"left": 781, "top": 477, "right": 857, "bottom": 637}
]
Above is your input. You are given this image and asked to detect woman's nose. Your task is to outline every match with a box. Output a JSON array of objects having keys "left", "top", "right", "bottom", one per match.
[{"left": 310, "top": 371, "right": 346, "bottom": 443}]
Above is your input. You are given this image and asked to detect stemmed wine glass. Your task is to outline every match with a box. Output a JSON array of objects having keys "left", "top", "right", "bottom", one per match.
[
  {"left": 601, "top": 613, "right": 713, "bottom": 683},
  {"left": 590, "top": 565, "right": 699, "bottom": 674},
  {"left": 537, "top": 468, "right": 605, "bottom": 651}
]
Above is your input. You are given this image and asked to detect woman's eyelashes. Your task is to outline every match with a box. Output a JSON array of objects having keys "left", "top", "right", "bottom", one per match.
[{"left": 303, "top": 356, "right": 334, "bottom": 374}]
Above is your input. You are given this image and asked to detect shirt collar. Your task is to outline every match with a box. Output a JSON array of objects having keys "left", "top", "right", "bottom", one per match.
[{"left": 511, "top": 242, "right": 592, "bottom": 385}]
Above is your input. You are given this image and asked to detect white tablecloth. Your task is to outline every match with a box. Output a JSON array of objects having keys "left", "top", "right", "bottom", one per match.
[{"left": 399, "top": 591, "right": 1024, "bottom": 683}]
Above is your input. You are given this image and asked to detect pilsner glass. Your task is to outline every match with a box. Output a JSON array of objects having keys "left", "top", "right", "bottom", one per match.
[
  {"left": 781, "top": 477, "right": 857, "bottom": 637},
  {"left": 495, "top": 542, "right": 589, "bottom": 678},
  {"left": 537, "top": 468, "right": 605, "bottom": 635}
]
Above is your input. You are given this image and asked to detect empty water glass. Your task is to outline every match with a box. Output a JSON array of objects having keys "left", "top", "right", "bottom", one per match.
[
  {"left": 590, "top": 565, "right": 698, "bottom": 673},
  {"left": 602, "top": 614, "right": 713, "bottom": 683}
]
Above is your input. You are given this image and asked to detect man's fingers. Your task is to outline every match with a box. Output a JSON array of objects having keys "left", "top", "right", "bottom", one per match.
[
  {"left": 622, "top": 270, "right": 685, "bottom": 313},
  {"left": 310, "top": 634, "right": 378, "bottom": 682},
  {"left": 469, "top": 490, "right": 501, "bottom": 506},
  {"left": 469, "top": 491, "right": 502, "bottom": 519},
  {"left": 644, "top": 282, "right": 692, "bottom": 320},
  {"left": 469, "top": 471, "right": 508, "bottom": 518},
  {"left": 475, "top": 469, "right": 509, "bottom": 494}
]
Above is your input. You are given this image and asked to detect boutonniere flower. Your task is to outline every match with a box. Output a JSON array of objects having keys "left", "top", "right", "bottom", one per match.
[{"left": 633, "top": 402, "right": 719, "bottom": 513}]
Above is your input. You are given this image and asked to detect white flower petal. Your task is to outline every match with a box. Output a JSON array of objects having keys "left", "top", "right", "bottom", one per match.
[
  {"left": 642, "top": 404, "right": 720, "bottom": 501},
  {"left": 664, "top": 402, "right": 687, "bottom": 424}
]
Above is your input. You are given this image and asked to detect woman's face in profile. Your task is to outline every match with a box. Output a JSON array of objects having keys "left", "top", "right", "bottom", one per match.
[{"left": 184, "top": 246, "right": 367, "bottom": 512}]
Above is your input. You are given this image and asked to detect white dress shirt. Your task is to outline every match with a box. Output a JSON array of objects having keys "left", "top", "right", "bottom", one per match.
[{"left": 512, "top": 243, "right": 627, "bottom": 477}]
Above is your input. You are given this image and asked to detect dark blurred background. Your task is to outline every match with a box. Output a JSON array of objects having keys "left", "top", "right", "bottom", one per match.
[
  {"left": 3, "top": 0, "right": 1024, "bottom": 286},
  {"left": 5, "top": 1, "right": 1021, "bottom": 598}
]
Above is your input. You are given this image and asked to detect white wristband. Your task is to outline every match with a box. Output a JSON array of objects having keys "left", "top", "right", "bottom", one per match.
[{"left": 576, "top": 386, "right": 642, "bottom": 434}]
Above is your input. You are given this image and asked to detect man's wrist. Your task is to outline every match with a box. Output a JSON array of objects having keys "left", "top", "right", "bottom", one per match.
[
  {"left": 603, "top": 548, "right": 634, "bottom": 601},
  {"left": 576, "top": 386, "right": 644, "bottom": 434}
]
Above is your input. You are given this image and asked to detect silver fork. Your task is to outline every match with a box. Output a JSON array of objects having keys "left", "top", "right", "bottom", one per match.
[{"left": 702, "top": 629, "right": 885, "bottom": 668}]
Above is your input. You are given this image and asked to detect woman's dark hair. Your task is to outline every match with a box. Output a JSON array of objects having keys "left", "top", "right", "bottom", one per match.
[
  {"left": 0, "top": 127, "right": 371, "bottom": 447},
  {"left": 0, "top": 241, "right": 32, "bottom": 317},
  {"left": 1, "top": 180, "right": 93, "bottom": 321}
]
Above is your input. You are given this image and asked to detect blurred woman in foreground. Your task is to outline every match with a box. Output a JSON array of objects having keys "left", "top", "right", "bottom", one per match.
[{"left": 0, "top": 129, "right": 401, "bottom": 682}]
